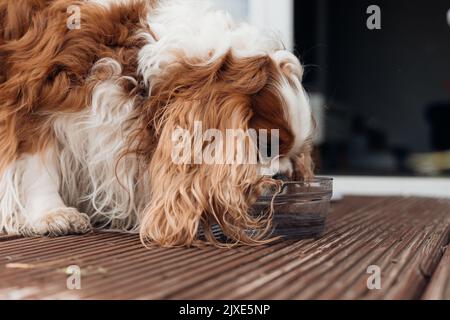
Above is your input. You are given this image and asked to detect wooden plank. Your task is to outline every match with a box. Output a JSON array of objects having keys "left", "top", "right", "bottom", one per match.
[
  {"left": 0, "top": 196, "right": 448, "bottom": 300},
  {"left": 422, "top": 246, "right": 450, "bottom": 300},
  {"left": 0, "top": 234, "right": 22, "bottom": 242}
]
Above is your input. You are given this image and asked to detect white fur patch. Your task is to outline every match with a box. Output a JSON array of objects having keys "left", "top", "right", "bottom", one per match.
[
  {"left": 139, "top": 0, "right": 284, "bottom": 88},
  {"left": 0, "top": 160, "right": 27, "bottom": 234},
  {"left": 52, "top": 58, "right": 148, "bottom": 230},
  {"left": 90, "top": 0, "right": 134, "bottom": 7}
]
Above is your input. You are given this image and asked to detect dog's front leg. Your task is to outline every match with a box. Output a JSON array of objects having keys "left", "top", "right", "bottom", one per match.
[{"left": 19, "top": 149, "right": 91, "bottom": 236}]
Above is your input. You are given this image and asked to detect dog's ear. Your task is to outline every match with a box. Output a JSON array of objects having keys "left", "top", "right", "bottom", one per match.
[{"left": 139, "top": 96, "right": 279, "bottom": 247}]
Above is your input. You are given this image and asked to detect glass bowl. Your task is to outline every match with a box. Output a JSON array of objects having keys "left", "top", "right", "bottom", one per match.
[{"left": 251, "top": 177, "right": 333, "bottom": 239}]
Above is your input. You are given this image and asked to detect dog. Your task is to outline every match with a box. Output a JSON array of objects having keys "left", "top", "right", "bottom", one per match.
[{"left": 0, "top": 0, "right": 314, "bottom": 246}]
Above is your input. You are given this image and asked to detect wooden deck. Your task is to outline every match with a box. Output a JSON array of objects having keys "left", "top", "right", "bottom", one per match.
[{"left": 0, "top": 196, "right": 449, "bottom": 300}]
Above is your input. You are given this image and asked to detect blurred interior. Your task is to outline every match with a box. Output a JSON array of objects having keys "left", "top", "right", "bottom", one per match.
[{"left": 213, "top": 0, "right": 450, "bottom": 180}]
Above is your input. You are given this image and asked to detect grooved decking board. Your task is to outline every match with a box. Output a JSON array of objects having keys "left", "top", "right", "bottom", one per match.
[
  {"left": 422, "top": 245, "right": 450, "bottom": 300},
  {"left": 0, "top": 196, "right": 449, "bottom": 300}
]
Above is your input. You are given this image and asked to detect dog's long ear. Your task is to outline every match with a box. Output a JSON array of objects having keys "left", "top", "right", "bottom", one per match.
[
  {"left": 138, "top": 53, "right": 282, "bottom": 247},
  {"left": 139, "top": 97, "right": 279, "bottom": 247}
]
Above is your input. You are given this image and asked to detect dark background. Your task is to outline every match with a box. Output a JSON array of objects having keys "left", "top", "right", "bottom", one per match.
[{"left": 294, "top": 0, "right": 450, "bottom": 176}]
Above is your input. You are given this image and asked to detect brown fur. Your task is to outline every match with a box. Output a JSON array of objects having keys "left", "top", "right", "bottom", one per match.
[
  {"left": 0, "top": 0, "right": 314, "bottom": 247},
  {"left": 0, "top": 0, "right": 152, "bottom": 174}
]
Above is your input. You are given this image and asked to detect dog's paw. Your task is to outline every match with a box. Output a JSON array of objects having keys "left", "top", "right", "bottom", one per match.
[{"left": 31, "top": 208, "right": 92, "bottom": 236}]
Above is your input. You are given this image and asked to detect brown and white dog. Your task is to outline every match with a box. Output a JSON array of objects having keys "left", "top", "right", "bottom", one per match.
[{"left": 0, "top": 0, "right": 314, "bottom": 246}]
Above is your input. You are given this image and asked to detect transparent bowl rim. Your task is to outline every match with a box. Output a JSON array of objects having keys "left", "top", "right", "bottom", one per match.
[
  {"left": 280, "top": 177, "right": 334, "bottom": 185},
  {"left": 256, "top": 177, "right": 334, "bottom": 202}
]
